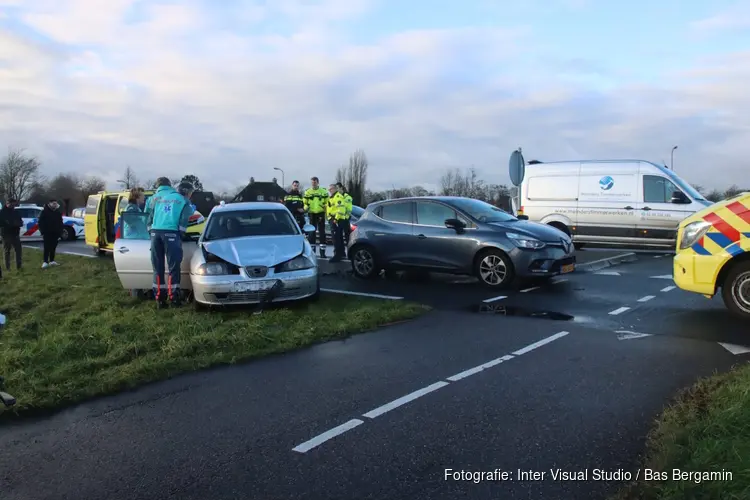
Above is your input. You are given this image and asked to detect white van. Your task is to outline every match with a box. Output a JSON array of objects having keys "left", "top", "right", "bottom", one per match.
[{"left": 518, "top": 160, "right": 711, "bottom": 249}]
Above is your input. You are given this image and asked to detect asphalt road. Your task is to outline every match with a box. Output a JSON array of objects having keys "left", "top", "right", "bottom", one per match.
[{"left": 3, "top": 248, "right": 746, "bottom": 499}]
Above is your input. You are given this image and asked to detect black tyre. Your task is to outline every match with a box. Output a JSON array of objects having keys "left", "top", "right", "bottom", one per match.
[
  {"left": 548, "top": 222, "right": 571, "bottom": 237},
  {"left": 60, "top": 226, "right": 76, "bottom": 241},
  {"left": 721, "top": 261, "right": 750, "bottom": 319},
  {"left": 350, "top": 244, "right": 379, "bottom": 279},
  {"left": 474, "top": 249, "right": 515, "bottom": 288},
  {"left": 574, "top": 243, "right": 585, "bottom": 250}
]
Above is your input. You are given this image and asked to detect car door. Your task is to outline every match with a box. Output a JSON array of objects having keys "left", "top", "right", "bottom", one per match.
[
  {"left": 84, "top": 195, "right": 101, "bottom": 247},
  {"left": 373, "top": 201, "right": 416, "bottom": 265},
  {"left": 637, "top": 175, "right": 697, "bottom": 245},
  {"left": 18, "top": 208, "right": 42, "bottom": 240},
  {"left": 114, "top": 211, "right": 198, "bottom": 291},
  {"left": 412, "top": 200, "right": 475, "bottom": 271}
]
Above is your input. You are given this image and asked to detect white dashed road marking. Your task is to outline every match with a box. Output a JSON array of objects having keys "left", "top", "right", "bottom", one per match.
[
  {"left": 483, "top": 295, "right": 507, "bottom": 303},
  {"left": 292, "top": 419, "right": 364, "bottom": 453},
  {"left": 292, "top": 331, "right": 570, "bottom": 453},
  {"left": 608, "top": 306, "right": 630, "bottom": 315},
  {"left": 552, "top": 278, "right": 569, "bottom": 284},
  {"left": 650, "top": 275, "right": 673, "bottom": 280},
  {"left": 661, "top": 286, "right": 676, "bottom": 292},
  {"left": 616, "top": 330, "right": 652, "bottom": 340},
  {"left": 594, "top": 271, "right": 620, "bottom": 276},
  {"left": 520, "top": 286, "right": 539, "bottom": 293},
  {"left": 320, "top": 289, "right": 403, "bottom": 300},
  {"left": 362, "top": 382, "right": 449, "bottom": 419},
  {"left": 637, "top": 295, "right": 655, "bottom": 302}
]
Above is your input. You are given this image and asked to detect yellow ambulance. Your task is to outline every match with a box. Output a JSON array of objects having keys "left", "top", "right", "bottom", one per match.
[
  {"left": 84, "top": 190, "right": 206, "bottom": 255},
  {"left": 673, "top": 192, "right": 750, "bottom": 318}
]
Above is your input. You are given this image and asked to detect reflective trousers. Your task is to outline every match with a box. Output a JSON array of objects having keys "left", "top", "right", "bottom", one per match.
[{"left": 150, "top": 229, "right": 183, "bottom": 301}]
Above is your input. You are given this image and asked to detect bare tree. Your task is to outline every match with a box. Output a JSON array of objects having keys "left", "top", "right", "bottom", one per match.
[
  {"left": 439, "top": 167, "right": 485, "bottom": 198},
  {"left": 0, "top": 147, "right": 41, "bottom": 201},
  {"left": 118, "top": 166, "right": 139, "bottom": 189},
  {"left": 180, "top": 174, "right": 203, "bottom": 191},
  {"left": 724, "top": 184, "right": 742, "bottom": 199},
  {"left": 335, "top": 149, "right": 368, "bottom": 206},
  {"left": 79, "top": 176, "right": 106, "bottom": 200}
]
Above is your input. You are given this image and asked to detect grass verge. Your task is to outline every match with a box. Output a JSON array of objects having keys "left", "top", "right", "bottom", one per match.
[
  {"left": 0, "top": 249, "right": 427, "bottom": 417},
  {"left": 613, "top": 365, "right": 750, "bottom": 500}
]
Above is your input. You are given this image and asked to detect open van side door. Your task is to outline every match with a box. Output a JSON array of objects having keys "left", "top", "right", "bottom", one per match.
[{"left": 84, "top": 194, "right": 102, "bottom": 249}]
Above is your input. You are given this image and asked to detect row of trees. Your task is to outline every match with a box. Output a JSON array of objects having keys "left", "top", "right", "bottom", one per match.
[{"left": 2, "top": 146, "right": 746, "bottom": 212}]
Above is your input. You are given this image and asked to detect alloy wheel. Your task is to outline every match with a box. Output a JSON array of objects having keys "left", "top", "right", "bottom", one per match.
[{"left": 479, "top": 254, "right": 507, "bottom": 286}]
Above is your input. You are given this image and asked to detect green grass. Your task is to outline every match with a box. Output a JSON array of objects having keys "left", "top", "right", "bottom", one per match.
[
  {"left": 0, "top": 250, "right": 427, "bottom": 417},
  {"left": 613, "top": 365, "right": 750, "bottom": 500}
]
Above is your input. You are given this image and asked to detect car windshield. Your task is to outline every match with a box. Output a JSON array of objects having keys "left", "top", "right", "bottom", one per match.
[
  {"left": 203, "top": 209, "right": 300, "bottom": 240},
  {"left": 662, "top": 169, "right": 707, "bottom": 201},
  {"left": 450, "top": 198, "right": 517, "bottom": 223}
]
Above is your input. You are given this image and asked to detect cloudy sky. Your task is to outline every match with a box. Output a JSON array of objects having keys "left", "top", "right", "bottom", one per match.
[{"left": 0, "top": 0, "right": 748, "bottom": 194}]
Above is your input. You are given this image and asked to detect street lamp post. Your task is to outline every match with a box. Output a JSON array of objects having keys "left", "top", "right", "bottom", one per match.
[
  {"left": 274, "top": 167, "right": 285, "bottom": 188},
  {"left": 671, "top": 146, "right": 678, "bottom": 170}
]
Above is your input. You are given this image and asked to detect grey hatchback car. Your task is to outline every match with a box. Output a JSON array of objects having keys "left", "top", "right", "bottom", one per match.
[{"left": 347, "top": 196, "right": 576, "bottom": 288}]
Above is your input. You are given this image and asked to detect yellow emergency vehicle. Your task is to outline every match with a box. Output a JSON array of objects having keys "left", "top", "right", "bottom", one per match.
[
  {"left": 673, "top": 192, "right": 750, "bottom": 318},
  {"left": 84, "top": 190, "right": 206, "bottom": 255}
]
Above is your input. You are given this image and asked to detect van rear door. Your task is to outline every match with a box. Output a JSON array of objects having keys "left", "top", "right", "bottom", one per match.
[
  {"left": 576, "top": 165, "right": 639, "bottom": 244},
  {"left": 84, "top": 194, "right": 102, "bottom": 248}
]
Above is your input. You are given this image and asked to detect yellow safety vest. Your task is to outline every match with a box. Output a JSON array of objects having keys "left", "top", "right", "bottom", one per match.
[
  {"left": 329, "top": 192, "right": 348, "bottom": 220},
  {"left": 304, "top": 187, "right": 329, "bottom": 214},
  {"left": 343, "top": 193, "right": 353, "bottom": 217}
]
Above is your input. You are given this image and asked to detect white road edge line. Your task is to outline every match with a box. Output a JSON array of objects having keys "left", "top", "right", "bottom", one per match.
[
  {"left": 609, "top": 306, "right": 630, "bottom": 315},
  {"left": 483, "top": 295, "right": 507, "bottom": 303},
  {"left": 637, "top": 295, "right": 655, "bottom": 302},
  {"left": 446, "top": 355, "right": 515, "bottom": 381},
  {"left": 362, "top": 381, "right": 449, "bottom": 419},
  {"left": 718, "top": 343, "right": 750, "bottom": 355},
  {"left": 520, "top": 287, "right": 539, "bottom": 293},
  {"left": 23, "top": 246, "right": 97, "bottom": 258},
  {"left": 511, "top": 331, "right": 570, "bottom": 356},
  {"left": 292, "top": 419, "right": 364, "bottom": 453},
  {"left": 661, "top": 286, "right": 676, "bottom": 292},
  {"left": 320, "top": 288, "right": 403, "bottom": 300}
]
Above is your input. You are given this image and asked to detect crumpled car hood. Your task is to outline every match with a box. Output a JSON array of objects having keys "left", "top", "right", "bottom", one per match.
[{"left": 201, "top": 235, "right": 306, "bottom": 267}]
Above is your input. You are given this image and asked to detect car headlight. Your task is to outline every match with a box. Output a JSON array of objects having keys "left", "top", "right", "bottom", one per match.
[
  {"left": 506, "top": 232, "right": 545, "bottom": 249},
  {"left": 195, "top": 262, "right": 229, "bottom": 275},
  {"left": 275, "top": 255, "right": 314, "bottom": 272},
  {"left": 679, "top": 221, "right": 712, "bottom": 250}
]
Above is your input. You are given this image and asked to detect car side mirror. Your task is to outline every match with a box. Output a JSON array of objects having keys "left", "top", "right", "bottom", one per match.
[
  {"left": 671, "top": 191, "right": 689, "bottom": 204},
  {"left": 303, "top": 224, "right": 316, "bottom": 233},
  {"left": 517, "top": 215, "right": 529, "bottom": 220},
  {"left": 445, "top": 218, "right": 466, "bottom": 232}
]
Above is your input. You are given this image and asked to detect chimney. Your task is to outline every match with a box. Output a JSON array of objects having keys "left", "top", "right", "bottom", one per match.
[
  {"left": 272, "top": 177, "right": 277, "bottom": 184},
  {"left": 249, "top": 177, "right": 255, "bottom": 184}
]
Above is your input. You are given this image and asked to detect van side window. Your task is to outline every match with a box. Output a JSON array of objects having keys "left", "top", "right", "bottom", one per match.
[
  {"left": 118, "top": 197, "right": 129, "bottom": 213},
  {"left": 379, "top": 202, "right": 413, "bottom": 223},
  {"left": 644, "top": 175, "right": 681, "bottom": 203},
  {"left": 86, "top": 195, "right": 99, "bottom": 212}
]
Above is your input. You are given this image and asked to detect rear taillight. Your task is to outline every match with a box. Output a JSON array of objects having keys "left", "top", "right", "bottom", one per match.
[
  {"left": 517, "top": 206, "right": 524, "bottom": 215},
  {"left": 350, "top": 224, "right": 357, "bottom": 231}
]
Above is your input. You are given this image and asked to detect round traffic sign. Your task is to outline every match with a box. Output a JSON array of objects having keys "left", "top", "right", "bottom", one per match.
[{"left": 509, "top": 149, "right": 525, "bottom": 186}]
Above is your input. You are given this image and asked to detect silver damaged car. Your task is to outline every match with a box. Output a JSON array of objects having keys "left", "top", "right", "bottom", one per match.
[{"left": 113, "top": 202, "right": 320, "bottom": 307}]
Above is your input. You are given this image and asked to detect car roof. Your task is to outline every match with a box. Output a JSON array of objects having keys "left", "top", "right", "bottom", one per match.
[
  {"left": 366, "top": 196, "right": 473, "bottom": 208},
  {"left": 211, "top": 201, "right": 288, "bottom": 213}
]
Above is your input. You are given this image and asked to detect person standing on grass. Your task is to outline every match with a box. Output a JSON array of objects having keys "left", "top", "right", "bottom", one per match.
[
  {"left": 144, "top": 178, "right": 193, "bottom": 309},
  {"left": 38, "top": 199, "right": 63, "bottom": 269},
  {"left": 0, "top": 198, "right": 23, "bottom": 274}
]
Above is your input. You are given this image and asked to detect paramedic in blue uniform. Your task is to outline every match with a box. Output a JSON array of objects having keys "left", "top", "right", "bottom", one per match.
[{"left": 144, "top": 178, "right": 194, "bottom": 308}]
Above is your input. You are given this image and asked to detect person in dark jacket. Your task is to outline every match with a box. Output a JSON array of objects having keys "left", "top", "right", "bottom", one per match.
[
  {"left": 0, "top": 199, "right": 23, "bottom": 273},
  {"left": 38, "top": 199, "right": 64, "bottom": 268},
  {"left": 283, "top": 180, "right": 305, "bottom": 228}
]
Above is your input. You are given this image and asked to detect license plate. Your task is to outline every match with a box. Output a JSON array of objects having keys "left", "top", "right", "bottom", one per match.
[
  {"left": 561, "top": 263, "right": 575, "bottom": 274},
  {"left": 234, "top": 280, "right": 276, "bottom": 292}
]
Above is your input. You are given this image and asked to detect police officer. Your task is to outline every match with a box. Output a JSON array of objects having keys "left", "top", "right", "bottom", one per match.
[
  {"left": 284, "top": 180, "right": 305, "bottom": 228},
  {"left": 328, "top": 183, "right": 349, "bottom": 263},
  {"left": 338, "top": 183, "right": 353, "bottom": 248},
  {"left": 303, "top": 176, "right": 329, "bottom": 257},
  {"left": 144, "top": 178, "right": 194, "bottom": 308}
]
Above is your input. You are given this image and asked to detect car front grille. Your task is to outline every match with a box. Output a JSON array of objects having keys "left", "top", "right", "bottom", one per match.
[{"left": 244, "top": 266, "right": 268, "bottom": 278}]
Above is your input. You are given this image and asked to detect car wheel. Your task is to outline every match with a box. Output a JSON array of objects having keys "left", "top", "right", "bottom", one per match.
[
  {"left": 548, "top": 222, "right": 571, "bottom": 237},
  {"left": 350, "top": 245, "right": 379, "bottom": 279},
  {"left": 60, "top": 226, "right": 75, "bottom": 241},
  {"left": 474, "top": 249, "right": 514, "bottom": 288},
  {"left": 721, "top": 261, "right": 750, "bottom": 319},
  {"left": 574, "top": 243, "right": 585, "bottom": 250}
]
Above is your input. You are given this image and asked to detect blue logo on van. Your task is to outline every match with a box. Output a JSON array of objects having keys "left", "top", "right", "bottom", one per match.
[{"left": 599, "top": 176, "right": 614, "bottom": 190}]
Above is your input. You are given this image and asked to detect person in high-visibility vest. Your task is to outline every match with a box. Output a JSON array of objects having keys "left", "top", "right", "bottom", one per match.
[
  {"left": 338, "top": 182, "right": 353, "bottom": 250},
  {"left": 283, "top": 180, "right": 305, "bottom": 228},
  {"left": 303, "top": 176, "right": 328, "bottom": 257},
  {"left": 328, "top": 183, "right": 349, "bottom": 263}
]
